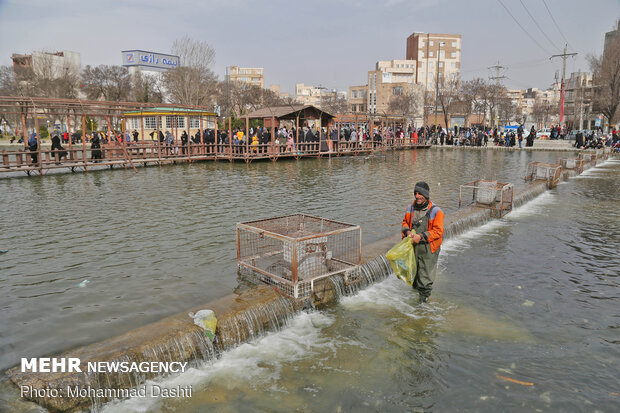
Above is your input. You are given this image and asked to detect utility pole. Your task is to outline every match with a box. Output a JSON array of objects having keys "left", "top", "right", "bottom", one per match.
[
  {"left": 434, "top": 42, "right": 444, "bottom": 130},
  {"left": 488, "top": 61, "right": 506, "bottom": 127},
  {"left": 550, "top": 44, "right": 577, "bottom": 127},
  {"left": 578, "top": 71, "right": 584, "bottom": 130},
  {"left": 488, "top": 61, "right": 507, "bottom": 85}
]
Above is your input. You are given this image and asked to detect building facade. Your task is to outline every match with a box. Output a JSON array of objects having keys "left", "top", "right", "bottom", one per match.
[
  {"left": 11, "top": 50, "right": 81, "bottom": 80},
  {"left": 406, "top": 32, "right": 461, "bottom": 90},
  {"left": 294, "top": 83, "right": 323, "bottom": 106},
  {"left": 367, "top": 60, "right": 418, "bottom": 115},
  {"left": 564, "top": 72, "right": 597, "bottom": 130},
  {"left": 225, "top": 66, "right": 264, "bottom": 88},
  {"left": 123, "top": 108, "right": 216, "bottom": 140},
  {"left": 348, "top": 85, "right": 368, "bottom": 113},
  {"left": 604, "top": 20, "right": 620, "bottom": 57}
]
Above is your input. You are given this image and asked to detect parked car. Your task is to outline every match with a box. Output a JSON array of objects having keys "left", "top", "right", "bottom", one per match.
[{"left": 536, "top": 128, "right": 551, "bottom": 139}]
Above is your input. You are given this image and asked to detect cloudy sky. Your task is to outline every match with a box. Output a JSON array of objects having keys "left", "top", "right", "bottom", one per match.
[{"left": 0, "top": 0, "right": 618, "bottom": 95}]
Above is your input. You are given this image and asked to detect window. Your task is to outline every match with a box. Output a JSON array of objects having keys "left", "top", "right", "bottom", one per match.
[
  {"left": 439, "top": 62, "right": 444, "bottom": 68},
  {"left": 126, "top": 117, "right": 140, "bottom": 129},
  {"left": 452, "top": 41, "right": 456, "bottom": 47},
  {"left": 420, "top": 61, "right": 425, "bottom": 68},
  {"left": 166, "top": 115, "right": 185, "bottom": 128},
  {"left": 421, "top": 51, "right": 425, "bottom": 58},
  {"left": 429, "top": 61, "right": 434, "bottom": 68},
  {"left": 189, "top": 116, "right": 201, "bottom": 128},
  {"left": 430, "top": 41, "right": 434, "bottom": 46},
  {"left": 451, "top": 62, "right": 456, "bottom": 68},
  {"left": 393, "top": 86, "right": 403, "bottom": 95},
  {"left": 429, "top": 51, "right": 434, "bottom": 57},
  {"left": 451, "top": 52, "right": 456, "bottom": 58},
  {"left": 440, "top": 51, "right": 445, "bottom": 58},
  {"left": 421, "top": 42, "right": 425, "bottom": 47},
  {"left": 144, "top": 116, "right": 161, "bottom": 129},
  {"left": 429, "top": 72, "right": 434, "bottom": 79}
]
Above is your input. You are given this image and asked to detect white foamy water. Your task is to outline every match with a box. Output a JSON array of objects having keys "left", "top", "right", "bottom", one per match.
[
  {"left": 339, "top": 276, "right": 450, "bottom": 320},
  {"left": 101, "top": 311, "right": 337, "bottom": 413},
  {"left": 504, "top": 191, "right": 556, "bottom": 220}
]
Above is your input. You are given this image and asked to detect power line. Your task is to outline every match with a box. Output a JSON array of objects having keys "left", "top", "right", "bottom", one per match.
[
  {"left": 541, "top": 0, "right": 574, "bottom": 52},
  {"left": 518, "top": 0, "right": 562, "bottom": 52},
  {"left": 489, "top": 61, "right": 507, "bottom": 85},
  {"left": 496, "top": 0, "right": 552, "bottom": 56}
]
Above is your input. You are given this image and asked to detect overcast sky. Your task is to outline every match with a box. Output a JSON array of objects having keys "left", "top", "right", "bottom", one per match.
[{"left": 1, "top": 0, "right": 618, "bottom": 95}]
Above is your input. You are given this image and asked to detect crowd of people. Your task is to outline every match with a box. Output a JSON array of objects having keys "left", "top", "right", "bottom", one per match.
[{"left": 16, "top": 122, "right": 620, "bottom": 167}]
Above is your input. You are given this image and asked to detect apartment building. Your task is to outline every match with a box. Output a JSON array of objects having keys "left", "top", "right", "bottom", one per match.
[
  {"left": 564, "top": 72, "right": 596, "bottom": 130},
  {"left": 294, "top": 83, "right": 322, "bottom": 106},
  {"left": 367, "top": 60, "right": 417, "bottom": 114},
  {"left": 225, "top": 66, "right": 264, "bottom": 88},
  {"left": 406, "top": 32, "right": 461, "bottom": 90},
  {"left": 348, "top": 85, "right": 368, "bottom": 113}
]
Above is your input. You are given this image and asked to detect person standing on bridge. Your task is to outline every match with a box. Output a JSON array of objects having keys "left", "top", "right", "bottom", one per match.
[{"left": 401, "top": 182, "right": 445, "bottom": 304}]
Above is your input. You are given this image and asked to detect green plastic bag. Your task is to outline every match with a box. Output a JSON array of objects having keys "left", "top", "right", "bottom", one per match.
[{"left": 386, "top": 237, "right": 417, "bottom": 286}]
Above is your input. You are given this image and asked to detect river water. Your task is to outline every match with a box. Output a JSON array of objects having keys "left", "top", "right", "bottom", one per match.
[{"left": 1, "top": 150, "right": 618, "bottom": 411}]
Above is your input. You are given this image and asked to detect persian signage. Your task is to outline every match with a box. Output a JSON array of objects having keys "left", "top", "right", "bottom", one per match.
[{"left": 121, "top": 50, "right": 180, "bottom": 70}]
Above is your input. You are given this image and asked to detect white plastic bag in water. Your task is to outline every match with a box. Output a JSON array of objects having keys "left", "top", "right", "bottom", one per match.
[{"left": 189, "top": 309, "right": 217, "bottom": 341}]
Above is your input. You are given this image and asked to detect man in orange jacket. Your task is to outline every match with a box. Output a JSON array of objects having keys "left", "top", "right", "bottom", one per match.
[{"left": 401, "top": 181, "right": 444, "bottom": 303}]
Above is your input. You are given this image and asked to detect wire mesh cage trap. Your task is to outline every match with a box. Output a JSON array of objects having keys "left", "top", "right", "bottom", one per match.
[
  {"left": 578, "top": 152, "right": 598, "bottom": 164},
  {"left": 559, "top": 158, "right": 585, "bottom": 174},
  {"left": 236, "top": 214, "right": 362, "bottom": 298},
  {"left": 458, "top": 180, "right": 514, "bottom": 218},
  {"left": 525, "top": 162, "right": 562, "bottom": 189}
]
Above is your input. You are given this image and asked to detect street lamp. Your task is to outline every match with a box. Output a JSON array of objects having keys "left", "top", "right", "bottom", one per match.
[{"left": 434, "top": 42, "right": 444, "bottom": 131}]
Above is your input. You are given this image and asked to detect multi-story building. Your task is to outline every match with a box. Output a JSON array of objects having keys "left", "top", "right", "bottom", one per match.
[
  {"left": 604, "top": 20, "right": 620, "bottom": 57},
  {"left": 367, "top": 60, "right": 418, "bottom": 115},
  {"left": 269, "top": 85, "right": 290, "bottom": 100},
  {"left": 348, "top": 85, "right": 368, "bottom": 113},
  {"left": 225, "top": 66, "right": 264, "bottom": 88},
  {"left": 406, "top": 32, "right": 461, "bottom": 90},
  {"left": 564, "top": 72, "right": 596, "bottom": 130},
  {"left": 11, "top": 50, "right": 81, "bottom": 80},
  {"left": 294, "top": 83, "right": 323, "bottom": 106}
]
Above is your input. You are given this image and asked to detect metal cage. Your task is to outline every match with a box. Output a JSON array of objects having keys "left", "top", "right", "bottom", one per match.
[
  {"left": 559, "top": 158, "right": 585, "bottom": 174},
  {"left": 525, "top": 162, "right": 562, "bottom": 189},
  {"left": 236, "top": 214, "right": 361, "bottom": 298},
  {"left": 459, "top": 180, "right": 514, "bottom": 218},
  {"left": 578, "top": 152, "right": 598, "bottom": 165}
]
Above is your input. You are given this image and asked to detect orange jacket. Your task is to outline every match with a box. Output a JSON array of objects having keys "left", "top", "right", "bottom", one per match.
[{"left": 401, "top": 200, "right": 444, "bottom": 253}]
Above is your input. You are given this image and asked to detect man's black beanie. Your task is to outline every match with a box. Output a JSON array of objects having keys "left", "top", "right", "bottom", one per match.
[{"left": 414, "top": 181, "right": 430, "bottom": 199}]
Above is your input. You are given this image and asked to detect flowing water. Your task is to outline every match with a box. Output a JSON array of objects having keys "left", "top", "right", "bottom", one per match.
[{"left": 1, "top": 150, "right": 618, "bottom": 412}]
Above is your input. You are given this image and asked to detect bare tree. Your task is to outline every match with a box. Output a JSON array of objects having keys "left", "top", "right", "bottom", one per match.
[
  {"left": 497, "top": 97, "right": 517, "bottom": 125},
  {"left": 461, "top": 78, "right": 488, "bottom": 125},
  {"left": 0, "top": 66, "right": 18, "bottom": 96},
  {"left": 437, "top": 75, "right": 460, "bottom": 128},
  {"left": 30, "top": 53, "right": 80, "bottom": 98},
  {"left": 589, "top": 33, "right": 620, "bottom": 126},
  {"left": 163, "top": 36, "right": 218, "bottom": 106},
  {"left": 320, "top": 93, "right": 348, "bottom": 115},
  {"left": 531, "top": 99, "right": 554, "bottom": 128},
  {"left": 388, "top": 85, "right": 422, "bottom": 125},
  {"left": 130, "top": 71, "right": 164, "bottom": 103},
  {"left": 81, "top": 65, "right": 132, "bottom": 101}
]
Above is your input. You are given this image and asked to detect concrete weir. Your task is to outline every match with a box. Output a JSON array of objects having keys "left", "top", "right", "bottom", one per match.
[{"left": 4, "top": 159, "right": 600, "bottom": 412}]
